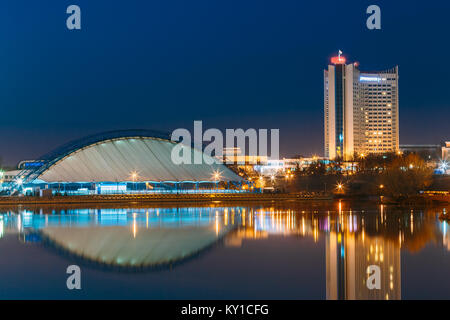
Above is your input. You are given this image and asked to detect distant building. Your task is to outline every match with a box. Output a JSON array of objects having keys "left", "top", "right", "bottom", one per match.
[
  {"left": 1, "top": 130, "right": 243, "bottom": 195},
  {"left": 254, "top": 157, "right": 328, "bottom": 176},
  {"left": 443, "top": 142, "right": 450, "bottom": 161},
  {"left": 222, "top": 147, "right": 268, "bottom": 165},
  {"left": 1, "top": 170, "right": 21, "bottom": 183},
  {"left": 400, "top": 144, "right": 442, "bottom": 161},
  {"left": 324, "top": 53, "right": 399, "bottom": 160}
]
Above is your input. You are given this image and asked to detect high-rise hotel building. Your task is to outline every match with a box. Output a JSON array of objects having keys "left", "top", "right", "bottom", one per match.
[{"left": 324, "top": 54, "right": 399, "bottom": 160}]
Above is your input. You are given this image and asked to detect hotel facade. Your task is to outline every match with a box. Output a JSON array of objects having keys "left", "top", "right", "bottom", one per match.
[{"left": 324, "top": 54, "right": 399, "bottom": 160}]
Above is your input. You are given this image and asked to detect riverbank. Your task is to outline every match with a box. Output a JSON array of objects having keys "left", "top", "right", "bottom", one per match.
[{"left": 0, "top": 192, "right": 333, "bottom": 205}]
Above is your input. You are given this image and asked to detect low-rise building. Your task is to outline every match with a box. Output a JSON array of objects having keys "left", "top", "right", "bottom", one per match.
[{"left": 443, "top": 142, "right": 450, "bottom": 161}]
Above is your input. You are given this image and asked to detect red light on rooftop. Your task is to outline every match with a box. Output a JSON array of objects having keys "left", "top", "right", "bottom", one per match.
[{"left": 331, "top": 56, "right": 346, "bottom": 64}]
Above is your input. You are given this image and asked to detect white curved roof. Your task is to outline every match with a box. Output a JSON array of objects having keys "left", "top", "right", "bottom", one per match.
[{"left": 38, "top": 137, "right": 241, "bottom": 183}]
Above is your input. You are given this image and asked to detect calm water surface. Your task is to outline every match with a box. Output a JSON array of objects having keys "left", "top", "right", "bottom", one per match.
[{"left": 0, "top": 201, "right": 449, "bottom": 299}]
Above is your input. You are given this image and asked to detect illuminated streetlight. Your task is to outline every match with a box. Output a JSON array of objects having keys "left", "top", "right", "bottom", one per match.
[
  {"left": 379, "top": 184, "right": 384, "bottom": 189},
  {"left": 212, "top": 170, "right": 221, "bottom": 192},
  {"left": 130, "top": 171, "right": 138, "bottom": 192},
  {"left": 212, "top": 170, "right": 221, "bottom": 182}
]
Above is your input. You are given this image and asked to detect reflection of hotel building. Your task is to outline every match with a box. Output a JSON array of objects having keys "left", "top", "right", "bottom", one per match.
[
  {"left": 442, "top": 219, "right": 450, "bottom": 251},
  {"left": 326, "top": 232, "right": 401, "bottom": 300},
  {"left": 324, "top": 54, "right": 399, "bottom": 160}
]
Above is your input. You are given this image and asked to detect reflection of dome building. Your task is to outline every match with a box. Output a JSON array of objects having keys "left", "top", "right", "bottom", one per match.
[
  {"left": 7, "top": 130, "right": 242, "bottom": 194},
  {"left": 40, "top": 225, "right": 233, "bottom": 270}
]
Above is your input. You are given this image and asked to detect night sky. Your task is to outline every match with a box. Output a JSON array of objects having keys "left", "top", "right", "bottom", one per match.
[{"left": 1, "top": 0, "right": 449, "bottom": 165}]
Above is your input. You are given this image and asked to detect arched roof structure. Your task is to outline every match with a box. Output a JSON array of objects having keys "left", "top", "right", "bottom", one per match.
[{"left": 30, "top": 130, "right": 241, "bottom": 183}]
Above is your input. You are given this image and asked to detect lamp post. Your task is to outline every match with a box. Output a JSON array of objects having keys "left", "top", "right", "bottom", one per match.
[
  {"left": 131, "top": 171, "right": 138, "bottom": 193},
  {"left": 336, "top": 182, "right": 344, "bottom": 195},
  {"left": 213, "top": 171, "right": 221, "bottom": 193}
]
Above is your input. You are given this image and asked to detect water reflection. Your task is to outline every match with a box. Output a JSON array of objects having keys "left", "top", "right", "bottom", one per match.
[{"left": 0, "top": 203, "right": 448, "bottom": 299}]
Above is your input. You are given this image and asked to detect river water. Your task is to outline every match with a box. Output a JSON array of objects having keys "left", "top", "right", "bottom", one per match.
[{"left": 0, "top": 201, "right": 449, "bottom": 299}]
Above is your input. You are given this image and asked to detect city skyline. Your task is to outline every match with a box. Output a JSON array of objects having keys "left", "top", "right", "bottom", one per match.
[
  {"left": 1, "top": 1, "right": 450, "bottom": 165},
  {"left": 0, "top": 1, "right": 449, "bottom": 304}
]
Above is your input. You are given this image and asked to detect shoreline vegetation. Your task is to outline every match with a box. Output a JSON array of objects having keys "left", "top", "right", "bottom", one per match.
[{"left": 263, "top": 152, "right": 450, "bottom": 206}]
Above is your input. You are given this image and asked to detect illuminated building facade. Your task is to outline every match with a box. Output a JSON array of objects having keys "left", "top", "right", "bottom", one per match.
[
  {"left": 324, "top": 54, "right": 399, "bottom": 160},
  {"left": 443, "top": 142, "right": 450, "bottom": 161},
  {"left": 1, "top": 130, "right": 244, "bottom": 195}
]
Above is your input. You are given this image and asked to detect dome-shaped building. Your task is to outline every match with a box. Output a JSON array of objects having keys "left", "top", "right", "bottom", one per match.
[{"left": 13, "top": 130, "right": 243, "bottom": 195}]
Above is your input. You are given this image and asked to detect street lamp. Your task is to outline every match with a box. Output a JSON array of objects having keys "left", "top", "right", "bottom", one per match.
[
  {"left": 131, "top": 171, "right": 138, "bottom": 192},
  {"left": 212, "top": 170, "right": 221, "bottom": 192},
  {"left": 439, "top": 160, "right": 448, "bottom": 172},
  {"left": 336, "top": 182, "right": 344, "bottom": 194}
]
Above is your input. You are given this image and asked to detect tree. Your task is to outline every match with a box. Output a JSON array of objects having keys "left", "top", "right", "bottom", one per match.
[
  {"left": 380, "top": 154, "right": 433, "bottom": 198},
  {"left": 304, "top": 161, "right": 326, "bottom": 176}
]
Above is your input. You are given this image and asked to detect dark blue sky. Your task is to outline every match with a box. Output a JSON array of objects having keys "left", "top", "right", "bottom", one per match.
[{"left": 0, "top": 0, "right": 449, "bottom": 165}]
